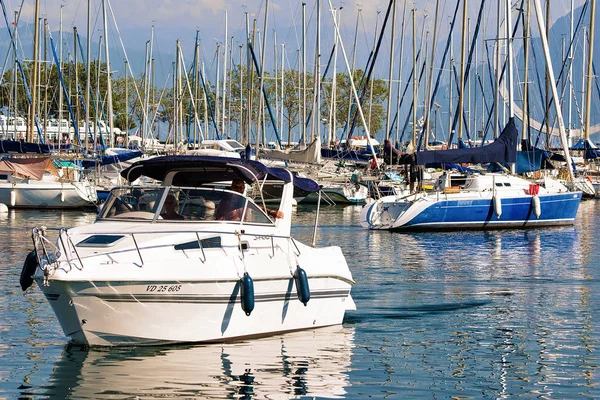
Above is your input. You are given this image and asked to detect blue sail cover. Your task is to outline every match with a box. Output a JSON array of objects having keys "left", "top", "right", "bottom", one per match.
[
  {"left": 570, "top": 138, "right": 600, "bottom": 159},
  {"left": 415, "top": 118, "right": 518, "bottom": 166},
  {"left": 81, "top": 150, "right": 142, "bottom": 168},
  {"left": 0, "top": 140, "right": 51, "bottom": 154}
]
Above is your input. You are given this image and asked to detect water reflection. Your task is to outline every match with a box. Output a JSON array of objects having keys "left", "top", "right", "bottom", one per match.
[{"left": 41, "top": 326, "right": 355, "bottom": 399}]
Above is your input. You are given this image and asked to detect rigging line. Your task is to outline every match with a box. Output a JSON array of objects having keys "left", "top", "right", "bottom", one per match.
[
  {"left": 0, "top": 0, "right": 24, "bottom": 87},
  {"left": 414, "top": 0, "right": 461, "bottom": 148},
  {"left": 105, "top": 0, "right": 146, "bottom": 126},
  {"left": 445, "top": 0, "right": 489, "bottom": 147},
  {"left": 347, "top": 0, "right": 395, "bottom": 140}
]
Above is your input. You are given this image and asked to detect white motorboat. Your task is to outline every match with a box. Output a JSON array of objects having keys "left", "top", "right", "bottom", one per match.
[
  {"left": 22, "top": 155, "right": 355, "bottom": 346},
  {"left": 0, "top": 157, "right": 97, "bottom": 208}
]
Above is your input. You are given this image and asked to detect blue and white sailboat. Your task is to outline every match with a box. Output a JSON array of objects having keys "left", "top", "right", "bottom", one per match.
[{"left": 359, "top": 119, "right": 582, "bottom": 231}]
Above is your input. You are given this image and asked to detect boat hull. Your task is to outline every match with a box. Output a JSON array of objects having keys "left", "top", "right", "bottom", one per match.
[
  {"left": 33, "top": 236, "right": 353, "bottom": 346},
  {"left": 360, "top": 191, "right": 582, "bottom": 231},
  {"left": 0, "top": 181, "right": 97, "bottom": 208}
]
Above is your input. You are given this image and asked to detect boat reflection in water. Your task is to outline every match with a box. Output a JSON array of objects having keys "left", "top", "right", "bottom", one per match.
[{"left": 46, "top": 325, "right": 355, "bottom": 399}]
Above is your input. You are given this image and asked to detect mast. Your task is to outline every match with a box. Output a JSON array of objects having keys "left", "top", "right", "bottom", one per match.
[
  {"left": 457, "top": 0, "right": 467, "bottom": 142},
  {"left": 222, "top": 11, "right": 228, "bottom": 137},
  {"left": 506, "top": 0, "right": 514, "bottom": 119},
  {"left": 85, "top": 0, "right": 91, "bottom": 150},
  {"left": 584, "top": 0, "right": 596, "bottom": 143},
  {"left": 58, "top": 5, "right": 63, "bottom": 147},
  {"left": 346, "top": 9, "right": 360, "bottom": 142},
  {"left": 411, "top": 7, "right": 417, "bottom": 147},
  {"left": 102, "top": 0, "right": 114, "bottom": 148},
  {"left": 12, "top": 10, "right": 17, "bottom": 140},
  {"left": 257, "top": 0, "right": 270, "bottom": 152},
  {"left": 494, "top": 1, "right": 501, "bottom": 138},
  {"left": 27, "top": 0, "right": 40, "bottom": 142},
  {"left": 522, "top": 0, "right": 531, "bottom": 142},
  {"left": 424, "top": 0, "right": 440, "bottom": 148},
  {"left": 568, "top": 0, "right": 574, "bottom": 145},
  {"left": 125, "top": 59, "right": 128, "bottom": 143},
  {"left": 280, "top": 42, "right": 285, "bottom": 145},
  {"left": 95, "top": 35, "right": 102, "bottom": 148},
  {"left": 74, "top": 27, "right": 79, "bottom": 142},
  {"left": 369, "top": 11, "right": 381, "bottom": 135},
  {"left": 385, "top": 0, "right": 397, "bottom": 142},
  {"left": 302, "top": 2, "right": 307, "bottom": 144},
  {"left": 314, "top": 0, "right": 321, "bottom": 141},
  {"left": 532, "top": 0, "right": 576, "bottom": 184},
  {"left": 395, "top": 2, "right": 407, "bottom": 146}
]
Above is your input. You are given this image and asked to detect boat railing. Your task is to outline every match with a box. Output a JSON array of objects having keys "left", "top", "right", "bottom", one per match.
[{"left": 31, "top": 226, "right": 296, "bottom": 271}]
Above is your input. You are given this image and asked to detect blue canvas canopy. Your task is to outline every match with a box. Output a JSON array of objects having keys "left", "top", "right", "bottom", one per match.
[{"left": 415, "top": 118, "right": 518, "bottom": 166}]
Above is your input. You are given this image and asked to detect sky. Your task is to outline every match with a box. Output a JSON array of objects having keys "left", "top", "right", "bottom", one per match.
[{"left": 11, "top": 0, "right": 589, "bottom": 66}]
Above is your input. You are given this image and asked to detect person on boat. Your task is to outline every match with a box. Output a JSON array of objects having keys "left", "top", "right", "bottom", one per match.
[
  {"left": 383, "top": 139, "right": 401, "bottom": 164},
  {"left": 215, "top": 178, "right": 283, "bottom": 221},
  {"left": 160, "top": 194, "right": 184, "bottom": 220}
]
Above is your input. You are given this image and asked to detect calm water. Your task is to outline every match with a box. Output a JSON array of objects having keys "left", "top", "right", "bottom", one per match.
[{"left": 1, "top": 201, "right": 600, "bottom": 399}]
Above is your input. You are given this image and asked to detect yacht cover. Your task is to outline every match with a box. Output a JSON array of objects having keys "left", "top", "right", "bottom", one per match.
[
  {"left": 0, "top": 157, "right": 59, "bottom": 180},
  {"left": 415, "top": 118, "right": 518, "bottom": 166},
  {"left": 259, "top": 136, "right": 322, "bottom": 164}
]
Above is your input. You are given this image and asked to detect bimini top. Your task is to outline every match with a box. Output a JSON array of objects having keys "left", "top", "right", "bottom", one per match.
[{"left": 120, "top": 155, "right": 320, "bottom": 192}]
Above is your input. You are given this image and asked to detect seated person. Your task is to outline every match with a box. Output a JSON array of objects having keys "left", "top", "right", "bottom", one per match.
[
  {"left": 160, "top": 194, "right": 184, "bottom": 220},
  {"left": 215, "top": 178, "right": 284, "bottom": 221}
]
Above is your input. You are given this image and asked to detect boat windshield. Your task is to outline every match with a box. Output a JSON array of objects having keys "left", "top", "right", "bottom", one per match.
[{"left": 99, "top": 186, "right": 273, "bottom": 224}]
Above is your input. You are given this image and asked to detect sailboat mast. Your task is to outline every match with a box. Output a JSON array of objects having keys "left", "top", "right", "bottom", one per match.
[
  {"left": 424, "top": 0, "right": 440, "bottom": 148},
  {"left": 411, "top": 7, "right": 417, "bottom": 147},
  {"left": 584, "top": 0, "right": 596, "bottom": 142},
  {"left": 506, "top": 0, "right": 514, "bottom": 119},
  {"left": 568, "top": 0, "right": 575, "bottom": 145},
  {"left": 522, "top": 0, "right": 531, "bottom": 142},
  {"left": 222, "top": 11, "right": 227, "bottom": 137},
  {"left": 457, "top": 0, "right": 467, "bottom": 142},
  {"left": 85, "top": 0, "right": 91, "bottom": 150},
  {"left": 58, "top": 5, "right": 63, "bottom": 147},
  {"left": 27, "top": 0, "right": 40, "bottom": 142},
  {"left": 532, "top": 0, "right": 576, "bottom": 183},
  {"left": 102, "top": 0, "right": 114, "bottom": 148},
  {"left": 385, "top": 0, "right": 397, "bottom": 142}
]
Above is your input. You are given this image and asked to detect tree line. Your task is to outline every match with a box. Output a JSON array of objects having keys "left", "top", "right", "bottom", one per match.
[{"left": 0, "top": 60, "right": 389, "bottom": 144}]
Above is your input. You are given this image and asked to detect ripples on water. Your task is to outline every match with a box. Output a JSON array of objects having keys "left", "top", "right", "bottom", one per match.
[{"left": 1, "top": 202, "right": 599, "bottom": 398}]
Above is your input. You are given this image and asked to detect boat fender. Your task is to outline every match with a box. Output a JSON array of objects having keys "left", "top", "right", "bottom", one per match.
[
  {"left": 531, "top": 195, "right": 541, "bottom": 218},
  {"left": 20, "top": 250, "right": 38, "bottom": 291},
  {"left": 240, "top": 272, "right": 255, "bottom": 316},
  {"left": 294, "top": 266, "right": 311, "bottom": 306},
  {"left": 10, "top": 190, "right": 16, "bottom": 207},
  {"left": 493, "top": 195, "right": 502, "bottom": 218}
]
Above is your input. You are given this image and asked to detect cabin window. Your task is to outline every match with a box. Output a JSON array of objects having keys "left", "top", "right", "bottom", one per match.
[
  {"left": 503, "top": 183, "right": 511, "bottom": 187},
  {"left": 495, "top": 183, "right": 503, "bottom": 187},
  {"left": 0, "top": 174, "right": 8, "bottom": 180},
  {"left": 174, "top": 236, "right": 222, "bottom": 251},
  {"left": 77, "top": 235, "right": 125, "bottom": 247}
]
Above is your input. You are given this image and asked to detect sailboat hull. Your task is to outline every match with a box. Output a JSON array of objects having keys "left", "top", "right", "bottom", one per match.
[{"left": 360, "top": 173, "right": 583, "bottom": 231}]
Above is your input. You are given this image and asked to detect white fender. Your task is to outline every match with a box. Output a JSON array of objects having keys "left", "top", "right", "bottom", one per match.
[
  {"left": 493, "top": 194, "right": 502, "bottom": 218},
  {"left": 531, "top": 194, "right": 541, "bottom": 218},
  {"left": 10, "top": 190, "right": 16, "bottom": 207},
  {"left": 60, "top": 191, "right": 65, "bottom": 202}
]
